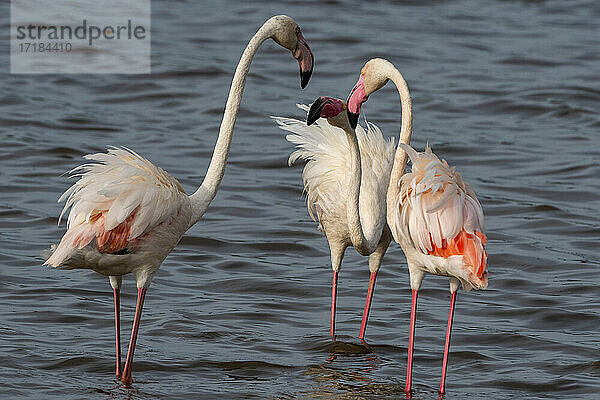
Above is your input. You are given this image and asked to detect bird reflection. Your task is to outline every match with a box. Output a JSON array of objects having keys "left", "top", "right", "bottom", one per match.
[{"left": 300, "top": 337, "right": 405, "bottom": 398}]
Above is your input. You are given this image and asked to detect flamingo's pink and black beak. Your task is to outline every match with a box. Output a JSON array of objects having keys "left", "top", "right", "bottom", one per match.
[
  {"left": 307, "top": 96, "right": 345, "bottom": 125},
  {"left": 293, "top": 31, "right": 314, "bottom": 89},
  {"left": 346, "top": 74, "right": 368, "bottom": 129}
]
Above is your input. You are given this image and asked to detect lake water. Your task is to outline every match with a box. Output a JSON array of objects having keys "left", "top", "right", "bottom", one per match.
[{"left": 1, "top": 0, "right": 599, "bottom": 399}]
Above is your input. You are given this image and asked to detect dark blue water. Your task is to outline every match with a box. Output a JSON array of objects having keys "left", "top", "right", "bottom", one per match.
[{"left": 1, "top": 0, "right": 599, "bottom": 398}]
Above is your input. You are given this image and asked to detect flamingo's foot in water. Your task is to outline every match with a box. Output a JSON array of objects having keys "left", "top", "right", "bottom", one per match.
[{"left": 121, "top": 375, "right": 133, "bottom": 386}]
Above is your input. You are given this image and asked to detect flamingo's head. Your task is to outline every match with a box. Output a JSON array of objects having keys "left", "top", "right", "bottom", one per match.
[
  {"left": 346, "top": 58, "right": 391, "bottom": 129},
  {"left": 268, "top": 15, "right": 314, "bottom": 89},
  {"left": 307, "top": 96, "right": 350, "bottom": 130}
]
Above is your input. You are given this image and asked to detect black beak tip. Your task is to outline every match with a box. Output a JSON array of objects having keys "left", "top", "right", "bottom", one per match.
[
  {"left": 347, "top": 111, "right": 359, "bottom": 130},
  {"left": 306, "top": 110, "right": 319, "bottom": 125},
  {"left": 307, "top": 97, "right": 325, "bottom": 125},
  {"left": 300, "top": 69, "right": 312, "bottom": 89}
]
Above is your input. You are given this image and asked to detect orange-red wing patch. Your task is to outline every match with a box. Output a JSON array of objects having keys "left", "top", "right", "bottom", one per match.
[
  {"left": 428, "top": 229, "right": 487, "bottom": 279},
  {"left": 69, "top": 209, "right": 138, "bottom": 254},
  {"left": 95, "top": 210, "right": 136, "bottom": 253}
]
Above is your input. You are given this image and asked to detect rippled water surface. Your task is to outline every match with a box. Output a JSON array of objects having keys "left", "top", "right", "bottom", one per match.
[{"left": 1, "top": 1, "right": 599, "bottom": 399}]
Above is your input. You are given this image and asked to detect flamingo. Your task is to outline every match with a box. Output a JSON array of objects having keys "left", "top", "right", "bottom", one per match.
[
  {"left": 43, "top": 15, "right": 313, "bottom": 384},
  {"left": 273, "top": 96, "right": 397, "bottom": 339},
  {"left": 347, "top": 58, "right": 488, "bottom": 395}
]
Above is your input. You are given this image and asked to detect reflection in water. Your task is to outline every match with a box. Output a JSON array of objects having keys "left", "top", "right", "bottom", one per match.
[
  {"left": 301, "top": 338, "right": 457, "bottom": 399},
  {"left": 91, "top": 380, "right": 139, "bottom": 399},
  {"left": 299, "top": 339, "right": 406, "bottom": 399}
]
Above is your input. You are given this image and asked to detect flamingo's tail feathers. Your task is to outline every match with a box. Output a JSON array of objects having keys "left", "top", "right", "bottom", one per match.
[
  {"left": 44, "top": 244, "right": 72, "bottom": 268},
  {"left": 42, "top": 245, "right": 77, "bottom": 269}
]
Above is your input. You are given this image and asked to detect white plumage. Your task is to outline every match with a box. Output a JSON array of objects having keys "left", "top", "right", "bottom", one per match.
[
  {"left": 61, "top": 147, "right": 186, "bottom": 235},
  {"left": 273, "top": 103, "right": 396, "bottom": 339},
  {"left": 275, "top": 104, "right": 395, "bottom": 232},
  {"left": 46, "top": 147, "right": 189, "bottom": 273}
]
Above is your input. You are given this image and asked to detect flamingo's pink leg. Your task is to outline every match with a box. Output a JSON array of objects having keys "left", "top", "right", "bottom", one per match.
[
  {"left": 439, "top": 291, "right": 457, "bottom": 395},
  {"left": 405, "top": 289, "right": 418, "bottom": 395},
  {"left": 330, "top": 271, "right": 338, "bottom": 337},
  {"left": 113, "top": 288, "right": 122, "bottom": 379},
  {"left": 121, "top": 288, "right": 146, "bottom": 384},
  {"left": 358, "top": 271, "right": 377, "bottom": 340}
]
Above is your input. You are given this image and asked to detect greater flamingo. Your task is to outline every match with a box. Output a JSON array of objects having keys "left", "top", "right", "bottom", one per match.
[
  {"left": 273, "top": 94, "right": 399, "bottom": 339},
  {"left": 43, "top": 15, "right": 313, "bottom": 384},
  {"left": 347, "top": 58, "right": 488, "bottom": 395}
]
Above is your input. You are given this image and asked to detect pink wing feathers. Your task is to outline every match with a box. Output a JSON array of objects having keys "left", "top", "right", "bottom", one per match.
[
  {"left": 393, "top": 144, "right": 487, "bottom": 287},
  {"left": 45, "top": 147, "right": 188, "bottom": 267}
]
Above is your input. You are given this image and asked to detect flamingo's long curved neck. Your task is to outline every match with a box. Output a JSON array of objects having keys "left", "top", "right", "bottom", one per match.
[
  {"left": 189, "top": 22, "right": 273, "bottom": 224},
  {"left": 343, "top": 126, "right": 377, "bottom": 255},
  {"left": 384, "top": 64, "right": 413, "bottom": 218},
  {"left": 346, "top": 63, "right": 412, "bottom": 254}
]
